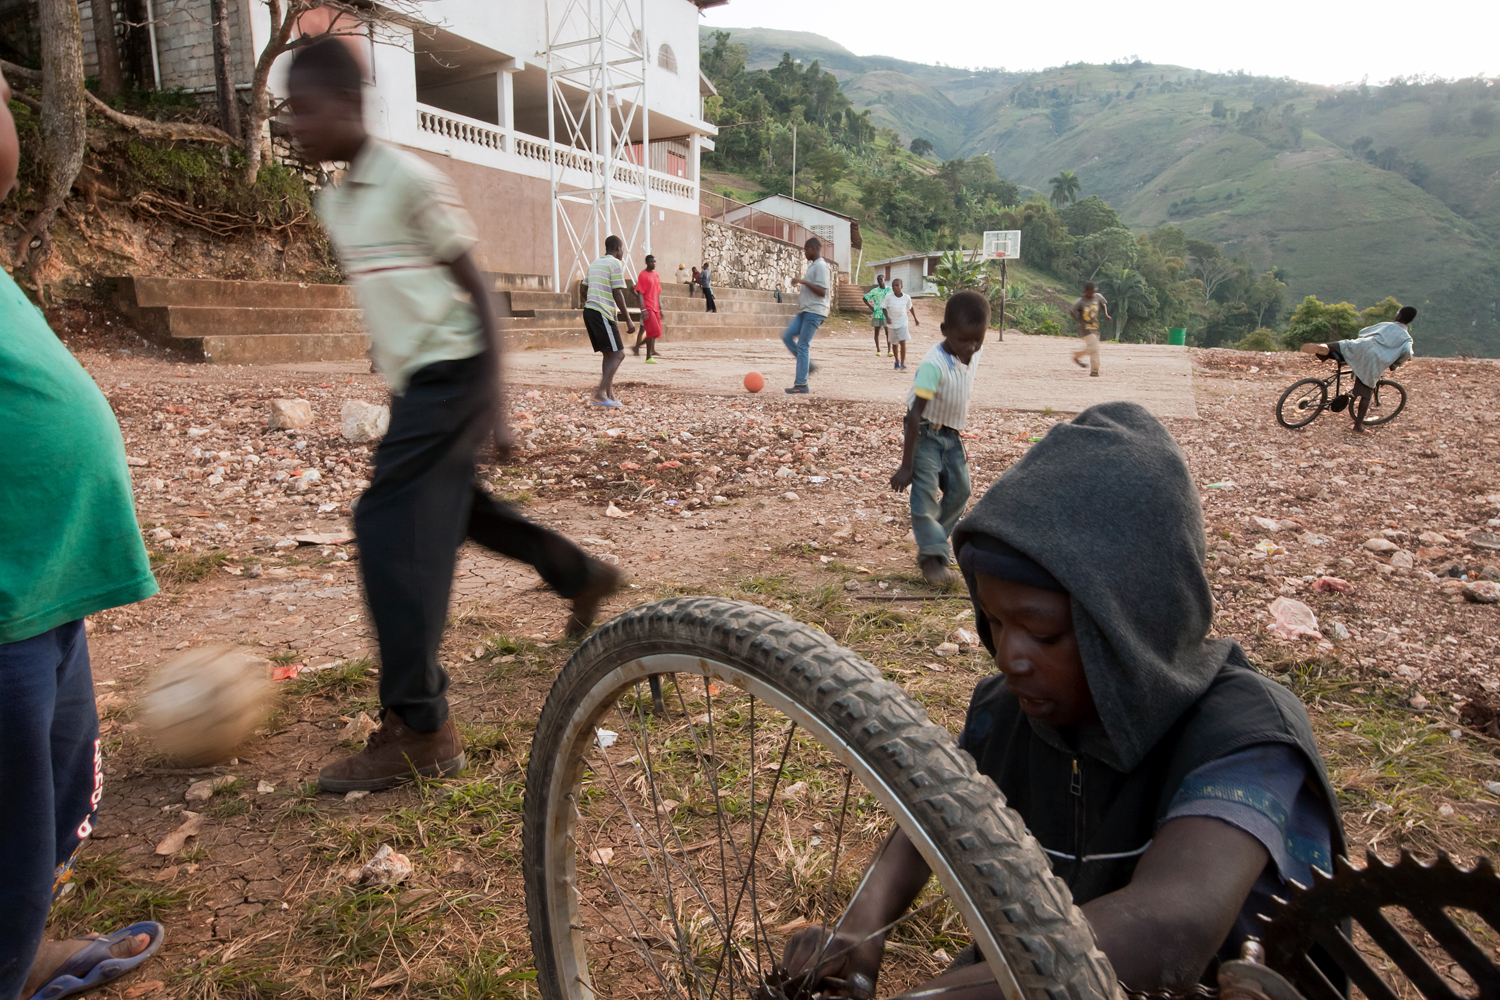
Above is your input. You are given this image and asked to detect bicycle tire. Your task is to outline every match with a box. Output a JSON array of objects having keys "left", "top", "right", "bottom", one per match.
[
  {"left": 1360, "top": 379, "right": 1408, "bottom": 427},
  {"left": 523, "top": 597, "right": 1119, "bottom": 1000},
  {"left": 1276, "top": 378, "right": 1329, "bottom": 430}
]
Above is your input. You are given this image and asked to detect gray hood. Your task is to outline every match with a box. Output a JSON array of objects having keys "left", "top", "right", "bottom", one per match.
[{"left": 951, "top": 401, "right": 1231, "bottom": 772}]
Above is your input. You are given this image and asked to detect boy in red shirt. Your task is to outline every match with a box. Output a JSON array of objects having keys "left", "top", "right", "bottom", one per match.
[{"left": 633, "top": 254, "right": 665, "bottom": 363}]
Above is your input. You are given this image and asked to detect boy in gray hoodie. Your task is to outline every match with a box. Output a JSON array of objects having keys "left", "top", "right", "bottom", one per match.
[{"left": 784, "top": 401, "right": 1345, "bottom": 996}]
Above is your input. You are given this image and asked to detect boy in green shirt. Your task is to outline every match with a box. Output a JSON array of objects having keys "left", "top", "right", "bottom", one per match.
[{"left": 0, "top": 67, "right": 164, "bottom": 1000}]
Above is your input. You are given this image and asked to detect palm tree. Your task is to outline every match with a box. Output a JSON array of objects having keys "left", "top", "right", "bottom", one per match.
[
  {"left": 1048, "top": 169, "right": 1081, "bottom": 206},
  {"left": 1098, "top": 267, "right": 1157, "bottom": 340}
]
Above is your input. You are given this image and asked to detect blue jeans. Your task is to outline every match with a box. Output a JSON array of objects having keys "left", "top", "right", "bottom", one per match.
[
  {"left": 0, "top": 621, "right": 101, "bottom": 1000},
  {"left": 780, "top": 311, "right": 825, "bottom": 386},
  {"left": 910, "top": 425, "right": 971, "bottom": 561}
]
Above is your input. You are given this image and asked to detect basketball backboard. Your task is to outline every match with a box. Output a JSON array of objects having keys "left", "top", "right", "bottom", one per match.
[{"left": 982, "top": 230, "right": 1022, "bottom": 260}]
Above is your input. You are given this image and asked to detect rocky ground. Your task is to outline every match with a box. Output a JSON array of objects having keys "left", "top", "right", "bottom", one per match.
[{"left": 44, "top": 343, "right": 1500, "bottom": 999}]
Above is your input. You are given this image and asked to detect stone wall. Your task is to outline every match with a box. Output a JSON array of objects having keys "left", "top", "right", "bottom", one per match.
[
  {"left": 701, "top": 218, "right": 805, "bottom": 292},
  {"left": 81, "top": 0, "right": 256, "bottom": 94}
]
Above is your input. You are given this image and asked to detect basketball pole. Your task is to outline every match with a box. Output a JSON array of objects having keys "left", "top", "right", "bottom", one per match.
[{"left": 997, "top": 258, "right": 1006, "bottom": 342}]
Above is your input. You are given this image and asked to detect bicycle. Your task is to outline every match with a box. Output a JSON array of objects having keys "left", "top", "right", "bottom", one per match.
[
  {"left": 1275, "top": 359, "right": 1407, "bottom": 430},
  {"left": 520, "top": 598, "right": 1496, "bottom": 1000}
]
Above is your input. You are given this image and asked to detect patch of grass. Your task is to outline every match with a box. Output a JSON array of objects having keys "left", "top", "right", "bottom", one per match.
[
  {"left": 172, "top": 957, "right": 294, "bottom": 1000},
  {"left": 1280, "top": 658, "right": 1500, "bottom": 856},
  {"left": 210, "top": 794, "right": 252, "bottom": 819},
  {"left": 266, "top": 649, "right": 299, "bottom": 666},
  {"left": 301, "top": 886, "right": 441, "bottom": 965},
  {"left": 50, "top": 852, "right": 199, "bottom": 932},
  {"left": 289, "top": 657, "right": 373, "bottom": 697},
  {"left": 150, "top": 549, "right": 229, "bottom": 587},
  {"left": 410, "top": 950, "right": 537, "bottom": 1000}
]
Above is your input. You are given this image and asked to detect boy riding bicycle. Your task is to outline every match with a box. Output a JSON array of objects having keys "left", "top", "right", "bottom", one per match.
[{"left": 1299, "top": 305, "right": 1415, "bottom": 433}]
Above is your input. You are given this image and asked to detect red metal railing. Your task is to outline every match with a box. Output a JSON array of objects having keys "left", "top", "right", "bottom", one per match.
[{"left": 699, "top": 190, "right": 834, "bottom": 263}]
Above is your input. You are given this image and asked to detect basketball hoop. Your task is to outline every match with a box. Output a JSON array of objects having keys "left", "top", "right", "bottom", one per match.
[{"left": 982, "top": 230, "right": 1021, "bottom": 261}]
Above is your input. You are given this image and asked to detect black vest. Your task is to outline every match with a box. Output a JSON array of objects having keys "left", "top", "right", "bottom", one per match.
[{"left": 961, "top": 653, "right": 1347, "bottom": 922}]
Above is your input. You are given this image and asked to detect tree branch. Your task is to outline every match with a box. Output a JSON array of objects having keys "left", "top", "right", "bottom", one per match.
[
  {"left": 0, "top": 58, "right": 42, "bottom": 83},
  {"left": 84, "top": 89, "right": 240, "bottom": 146}
]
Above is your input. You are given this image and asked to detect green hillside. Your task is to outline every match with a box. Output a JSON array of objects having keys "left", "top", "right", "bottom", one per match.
[{"left": 701, "top": 27, "right": 1500, "bottom": 356}]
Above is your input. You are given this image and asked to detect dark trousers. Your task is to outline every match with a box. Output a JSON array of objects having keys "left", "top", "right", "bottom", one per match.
[
  {"left": 355, "top": 355, "right": 592, "bottom": 732},
  {"left": 703, "top": 287, "right": 716, "bottom": 312},
  {"left": 0, "top": 621, "right": 101, "bottom": 1000}
]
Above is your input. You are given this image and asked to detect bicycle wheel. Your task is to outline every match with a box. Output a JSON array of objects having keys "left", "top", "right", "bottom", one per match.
[
  {"left": 523, "top": 597, "right": 1118, "bottom": 1000},
  {"left": 1276, "top": 378, "right": 1329, "bottom": 429},
  {"left": 1360, "top": 379, "right": 1408, "bottom": 426}
]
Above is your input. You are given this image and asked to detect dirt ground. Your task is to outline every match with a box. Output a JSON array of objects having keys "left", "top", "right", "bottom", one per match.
[{"left": 45, "top": 333, "right": 1500, "bottom": 1000}]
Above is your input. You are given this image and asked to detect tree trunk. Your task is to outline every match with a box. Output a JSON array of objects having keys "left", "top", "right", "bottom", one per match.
[
  {"left": 17, "top": 0, "right": 88, "bottom": 267},
  {"left": 209, "top": 0, "right": 240, "bottom": 138},
  {"left": 91, "top": 0, "right": 125, "bottom": 100},
  {"left": 241, "top": 0, "right": 299, "bottom": 187}
]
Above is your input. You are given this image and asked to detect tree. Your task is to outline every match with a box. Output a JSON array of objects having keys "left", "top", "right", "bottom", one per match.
[
  {"left": 92, "top": 0, "right": 124, "bottom": 100},
  {"left": 1210, "top": 99, "right": 1227, "bottom": 119},
  {"left": 909, "top": 137, "right": 934, "bottom": 158},
  {"left": 1184, "top": 240, "right": 1237, "bottom": 302},
  {"left": 1245, "top": 269, "right": 1286, "bottom": 326},
  {"left": 16, "top": 0, "right": 86, "bottom": 268},
  {"left": 1235, "top": 327, "right": 1281, "bottom": 351},
  {"left": 930, "top": 247, "right": 986, "bottom": 295},
  {"left": 1281, "top": 296, "right": 1362, "bottom": 350},
  {"left": 1098, "top": 267, "right": 1157, "bottom": 339},
  {"left": 808, "top": 146, "right": 846, "bottom": 200},
  {"left": 1061, "top": 194, "right": 1121, "bottom": 236},
  {"left": 210, "top": 0, "right": 240, "bottom": 139},
  {"left": 1048, "top": 169, "right": 1081, "bottom": 206},
  {"left": 1360, "top": 296, "right": 1402, "bottom": 325},
  {"left": 1074, "top": 226, "right": 1136, "bottom": 281}
]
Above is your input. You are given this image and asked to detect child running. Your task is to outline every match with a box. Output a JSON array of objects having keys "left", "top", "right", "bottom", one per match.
[
  {"left": 790, "top": 401, "right": 1346, "bottom": 996},
  {"left": 1069, "top": 281, "right": 1111, "bottom": 376},
  {"left": 632, "top": 254, "right": 665, "bottom": 363},
  {"left": 890, "top": 290, "right": 987, "bottom": 587},
  {"left": 863, "top": 274, "right": 891, "bottom": 356},
  {"left": 884, "top": 277, "right": 918, "bottom": 371},
  {"left": 584, "top": 235, "right": 636, "bottom": 406},
  {"left": 287, "top": 40, "right": 620, "bottom": 793}
]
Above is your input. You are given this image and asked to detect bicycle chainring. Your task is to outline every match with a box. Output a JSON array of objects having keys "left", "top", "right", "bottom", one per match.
[{"left": 1260, "top": 849, "right": 1499, "bottom": 1000}]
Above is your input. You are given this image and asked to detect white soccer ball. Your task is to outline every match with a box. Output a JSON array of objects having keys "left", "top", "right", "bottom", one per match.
[{"left": 140, "top": 645, "right": 277, "bottom": 765}]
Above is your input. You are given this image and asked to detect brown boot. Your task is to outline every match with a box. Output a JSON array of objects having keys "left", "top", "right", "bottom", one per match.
[
  {"left": 566, "top": 557, "right": 624, "bottom": 637},
  {"left": 317, "top": 709, "right": 465, "bottom": 793},
  {"left": 918, "top": 554, "right": 959, "bottom": 588}
]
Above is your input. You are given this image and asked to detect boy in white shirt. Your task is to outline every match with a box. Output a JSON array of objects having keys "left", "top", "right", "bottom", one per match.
[{"left": 883, "top": 278, "right": 919, "bottom": 371}]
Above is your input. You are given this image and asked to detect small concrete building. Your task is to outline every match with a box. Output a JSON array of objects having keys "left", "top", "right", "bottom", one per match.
[
  {"left": 744, "top": 195, "right": 861, "bottom": 277},
  {"left": 866, "top": 250, "right": 984, "bottom": 297}
]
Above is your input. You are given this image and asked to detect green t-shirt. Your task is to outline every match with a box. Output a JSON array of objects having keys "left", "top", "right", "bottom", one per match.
[{"left": 0, "top": 270, "right": 157, "bottom": 643}]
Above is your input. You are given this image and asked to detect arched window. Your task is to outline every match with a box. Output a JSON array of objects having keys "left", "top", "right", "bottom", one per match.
[{"left": 658, "top": 44, "right": 677, "bottom": 73}]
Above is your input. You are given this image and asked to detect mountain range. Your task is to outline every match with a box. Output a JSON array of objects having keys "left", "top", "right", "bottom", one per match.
[{"left": 702, "top": 27, "right": 1500, "bottom": 357}]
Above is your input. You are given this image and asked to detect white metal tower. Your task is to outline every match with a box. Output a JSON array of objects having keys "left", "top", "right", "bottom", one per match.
[{"left": 545, "top": 0, "right": 651, "bottom": 293}]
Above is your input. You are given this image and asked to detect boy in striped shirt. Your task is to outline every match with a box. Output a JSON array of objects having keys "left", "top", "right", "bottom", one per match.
[
  {"left": 890, "top": 291, "right": 988, "bottom": 587},
  {"left": 584, "top": 235, "right": 636, "bottom": 407}
]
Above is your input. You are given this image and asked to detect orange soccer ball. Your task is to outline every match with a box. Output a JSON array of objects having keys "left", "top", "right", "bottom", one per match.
[{"left": 744, "top": 371, "right": 765, "bottom": 393}]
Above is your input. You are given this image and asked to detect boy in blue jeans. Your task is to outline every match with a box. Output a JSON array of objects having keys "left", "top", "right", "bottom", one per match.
[
  {"left": 889, "top": 291, "right": 987, "bottom": 586},
  {"left": 781, "top": 237, "right": 831, "bottom": 394}
]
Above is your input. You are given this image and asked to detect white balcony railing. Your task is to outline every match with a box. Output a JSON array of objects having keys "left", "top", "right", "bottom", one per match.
[
  {"left": 417, "top": 107, "right": 506, "bottom": 153},
  {"left": 413, "top": 105, "right": 696, "bottom": 203}
]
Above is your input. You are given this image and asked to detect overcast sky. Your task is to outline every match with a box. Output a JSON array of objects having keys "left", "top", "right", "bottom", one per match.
[{"left": 699, "top": 0, "right": 1493, "bottom": 87}]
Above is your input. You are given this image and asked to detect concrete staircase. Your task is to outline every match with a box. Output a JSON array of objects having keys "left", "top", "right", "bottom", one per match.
[
  {"left": 495, "top": 276, "right": 801, "bottom": 349},
  {"left": 111, "top": 276, "right": 369, "bottom": 365},
  {"left": 111, "top": 272, "right": 804, "bottom": 364}
]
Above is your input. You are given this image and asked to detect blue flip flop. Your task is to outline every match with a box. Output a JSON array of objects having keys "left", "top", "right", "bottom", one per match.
[
  {"left": 589, "top": 398, "right": 623, "bottom": 408},
  {"left": 27, "top": 922, "right": 165, "bottom": 1000}
]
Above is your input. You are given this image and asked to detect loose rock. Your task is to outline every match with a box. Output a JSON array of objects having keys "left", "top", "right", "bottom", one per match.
[
  {"left": 267, "top": 398, "right": 313, "bottom": 430},
  {"left": 341, "top": 399, "right": 390, "bottom": 443}
]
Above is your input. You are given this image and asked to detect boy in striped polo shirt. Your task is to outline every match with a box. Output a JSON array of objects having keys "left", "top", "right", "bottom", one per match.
[
  {"left": 584, "top": 235, "right": 637, "bottom": 407},
  {"left": 890, "top": 291, "right": 988, "bottom": 587}
]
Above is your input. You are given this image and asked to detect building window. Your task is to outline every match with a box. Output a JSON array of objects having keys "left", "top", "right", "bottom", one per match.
[{"left": 658, "top": 44, "right": 677, "bottom": 73}]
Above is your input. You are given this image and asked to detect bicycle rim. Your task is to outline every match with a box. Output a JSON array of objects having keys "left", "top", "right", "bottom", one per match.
[
  {"left": 523, "top": 598, "right": 1118, "bottom": 1000},
  {"left": 1276, "top": 378, "right": 1328, "bottom": 430},
  {"left": 1361, "top": 380, "right": 1408, "bottom": 426}
]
